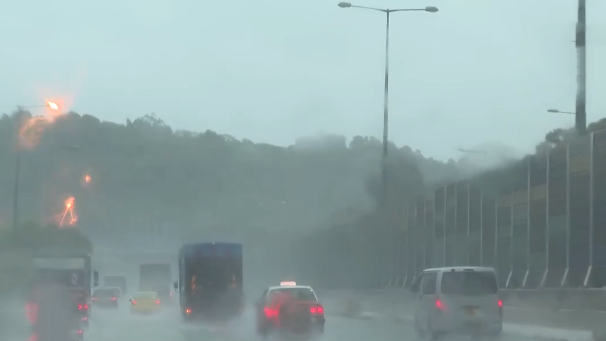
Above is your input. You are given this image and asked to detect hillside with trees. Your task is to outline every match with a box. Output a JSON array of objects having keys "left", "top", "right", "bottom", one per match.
[{"left": 0, "top": 109, "right": 472, "bottom": 242}]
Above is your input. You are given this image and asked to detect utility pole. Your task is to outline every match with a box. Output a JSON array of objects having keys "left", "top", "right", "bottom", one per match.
[
  {"left": 12, "top": 152, "right": 21, "bottom": 230},
  {"left": 575, "top": 0, "right": 587, "bottom": 135}
]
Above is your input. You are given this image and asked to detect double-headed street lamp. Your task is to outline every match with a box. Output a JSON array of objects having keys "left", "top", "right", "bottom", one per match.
[
  {"left": 547, "top": 108, "right": 575, "bottom": 115},
  {"left": 337, "top": 2, "right": 438, "bottom": 203}
]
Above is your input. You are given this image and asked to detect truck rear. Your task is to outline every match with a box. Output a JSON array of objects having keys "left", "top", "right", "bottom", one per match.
[
  {"left": 177, "top": 242, "right": 244, "bottom": 321},
  {"left": 30, "top": 254, "right": 95, "bottom": 330}
]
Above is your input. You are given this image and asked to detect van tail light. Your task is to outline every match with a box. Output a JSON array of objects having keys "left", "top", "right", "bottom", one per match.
[
  {"left": 111, "top": 297, "right": 117, "bottom": 301},
  {"left": 185, "top": 308, "right": 192, "bottom": 314},
  {"left": 264, "top": 307, "right": 278, "bottom": 318},
  {"left": 310, "top": 305, "right": 324, "bottom": 315},
  {"left": 76, "top": 329, "right": 84, "bottom": 334},
  {"left": 498, "top": 300, "right": 503, "bottom": 308},
  {"left": 156, "top": 299, "right": 160, "bottom": 304},
  {"left": 132, "top": 300, "right": 137, "bottom": 305},
  {"left": 435, "top": 299, "right": 445, "bottom": 311}
]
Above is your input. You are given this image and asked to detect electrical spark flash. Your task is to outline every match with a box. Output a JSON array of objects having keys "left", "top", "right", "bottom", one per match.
[
  {"left": 18, "top": 100, "right": 63, "bottom": 149},
  {"left": 59, "top": 196, "right": 78, "bottom": 227}
]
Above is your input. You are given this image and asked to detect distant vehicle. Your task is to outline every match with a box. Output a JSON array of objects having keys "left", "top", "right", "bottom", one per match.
[
  {"left": 411, "top": 266, "right": 503, "bottom": 340},
  {"left": 139, "top": 263, "right": 171, "bottom": 292},
  {"left": 103, "top": 275, "right": 127, "bottom": 295},
  {"left": 150, "top": 284, "right": 173, "bottom": 305},
  {"left": 255, "top": 281, "right": 325, "bottom": 338},
  {"left": 129, "top": 291, "right": 161, "bottom": 314},
  {"left": 31, "top": 253, "right": 98, "bottom": 328},
  {"left": 175, "top": 242, "right": 244, "bottom": 321},
  {"left": 92, "top": 287, "right": 121, "bottom": 308}
]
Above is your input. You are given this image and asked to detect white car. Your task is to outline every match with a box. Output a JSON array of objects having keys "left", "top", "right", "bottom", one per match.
[{"left": 411, "top": 266, "right": 503, "bottom": 340}]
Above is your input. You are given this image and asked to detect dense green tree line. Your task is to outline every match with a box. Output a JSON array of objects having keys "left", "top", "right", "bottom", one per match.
[{"left": 0, "top": 110, "right": 470, "bottom": 242}]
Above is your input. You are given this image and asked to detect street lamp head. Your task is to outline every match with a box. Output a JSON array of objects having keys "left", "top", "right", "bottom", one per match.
[
  {"left": 338, "top": 2, "right": 352, "bottom": 8},
  {"left": 547, "top": 109, "right": 560, "bottom": 113},
  {"left": 425, "top": 6, "right": 439, "bottom": 13}
]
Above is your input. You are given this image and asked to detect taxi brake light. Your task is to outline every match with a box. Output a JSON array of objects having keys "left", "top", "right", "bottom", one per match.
[
  {"left": 264, "top": 307, "right": 278, "bottom": 318},
  {"left": 280, "top": 281, "right": 296, "bottom": 286},
  {"left": 310, "top": 305, "right": 324, "bottom": 314}
]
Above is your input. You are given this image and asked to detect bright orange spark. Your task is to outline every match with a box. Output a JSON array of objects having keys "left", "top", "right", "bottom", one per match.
[
  {"left": 18, "top": 98, "right": 66, "bottom": 149},
  {"left": 59, "top": 196, "right": 78, "bottom": 227},
  {"left": 47, "top": 100, "right": 59, "bottom": 111}
]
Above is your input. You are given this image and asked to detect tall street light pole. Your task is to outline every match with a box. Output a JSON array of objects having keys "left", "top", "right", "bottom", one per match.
[
  {"left": 575, "top": 0, "right": 587, "bottom": 135},
  {"left": 337, "top": 2, "right": 438, "bottom": 204}
]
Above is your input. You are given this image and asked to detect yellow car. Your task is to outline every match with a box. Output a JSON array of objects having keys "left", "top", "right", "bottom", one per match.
[{"left": 130, "top": 291, "right": 161, "bottom": 314}]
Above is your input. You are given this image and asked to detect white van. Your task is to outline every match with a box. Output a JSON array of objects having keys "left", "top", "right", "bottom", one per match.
[{"left": 410, "top": 267, "right": 502, "bottom": 340}]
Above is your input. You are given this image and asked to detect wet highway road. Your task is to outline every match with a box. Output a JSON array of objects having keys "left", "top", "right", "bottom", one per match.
[
  {"left": 3, "top": 295, "right": 570, "bottom": 341},
  {"left": 85, "top": 301, "right": 560, "bottom": 341},
  {"left": 87, "top": 300, "right": 408, "bottom": 341}
]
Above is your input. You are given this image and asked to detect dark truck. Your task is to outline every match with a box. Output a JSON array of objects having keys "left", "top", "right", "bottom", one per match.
[
  {"left": 175, "top": 242, "right": 244, "bottom": 321},
  {"left": 139, "top": 263, "right": 171, "bottom": 302},
  {"left": 31, "top": 253, "right": 98, "bottom": 330},
  {"left": 103, "top": 275, "right": 127, "bottom": 295}
]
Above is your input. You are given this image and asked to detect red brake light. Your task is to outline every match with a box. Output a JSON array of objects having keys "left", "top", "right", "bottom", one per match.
[
  {"left": 76, "top": 329, "right": 83, "bottom": 334},
  {"left": 498, "top": 300, "right": 503, "bottom": 308},
  {"left": 78, "top": 304, "right": 83, "bottom": 310},
  {"left": 111, "top": 297, "right": 117, "bottom": 301},
  {"left": 132, "top": 300, "right": 137, "bottom": 305},
  {"left": 155, "top": 299, "right": 160, "bottom": 304},
  {"left": 185, "top": 308, "right": 192, "bottom": 314},
  {"left": 435, "top": 299, "right": 445, "bottom": 310},
  {"left": 310, "top": 305, "right": 324, "bottom": 314},
  {"left": 264, "top": 307, "right": 278, "bottom": 318},
  {"left": 84, "top": 304, "right": 89, "bottom": 310}
]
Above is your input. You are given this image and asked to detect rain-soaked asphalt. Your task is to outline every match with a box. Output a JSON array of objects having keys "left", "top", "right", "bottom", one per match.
[
  {"left": 3, "top": 297, "right": 576, "bottom": 341},
  {"left": 86, "top": 302, "right": 562, "bottom": 341}
]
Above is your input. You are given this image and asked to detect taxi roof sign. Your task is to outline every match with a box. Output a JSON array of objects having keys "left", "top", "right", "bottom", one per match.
[{"left": 280, "top": 281, "right": 296, "bottom": 286}]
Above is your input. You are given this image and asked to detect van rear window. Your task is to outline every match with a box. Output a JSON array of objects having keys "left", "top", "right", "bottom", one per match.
[{"left": 440, "top": 271, "right": 498, "bottom": 295}]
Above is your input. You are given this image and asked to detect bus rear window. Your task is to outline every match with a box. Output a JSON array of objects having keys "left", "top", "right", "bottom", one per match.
[{"left": 440, "top": 271, "right": 498, "bottom": 295}]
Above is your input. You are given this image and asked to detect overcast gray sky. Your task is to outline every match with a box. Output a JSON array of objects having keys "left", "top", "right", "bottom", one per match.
[{"left": 1, "top": 0, "right": 605, "bottom": 161}]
